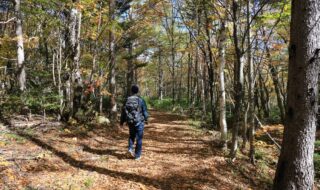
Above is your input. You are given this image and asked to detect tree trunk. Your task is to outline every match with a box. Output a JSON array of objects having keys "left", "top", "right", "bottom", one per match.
[
  {"left": 266, "top": 48, "right": 285, "bottom": 123},
  {"left": 89, "top": 1, "right": 102, "bottom": 83},
  {"left": 63, "top": 1, "right": 82, "bottom": 116},
  {"left": 178, "top": 60, "right": 183, "bottom": 103},
  {"left": 203, "top": 1, "right": 216, "bottom": 128},
  {"left": 187, "top": 39, "right": 192, "bottom": 105},
  {"left": 158, "top": 47, "right": 164, "bottom": 100},
  {"left": 262, "top": 28, "right": 285, "bottom": 123},
  {"left": 70, "top": 5, "right": 82, "bottom": 116},
  {"left": 273, "top": 1, "right": 320, "bottom": 189},
  {"left": 199, "top": 59, "right": 206, "bottom": 118},
  {"left": 230, "top": 0, "right": 244, "bottom": 159},
  {"left": 109, "top": 0, "right": 117, "bottom": 121},
  {"left": 218, "top": 20, "right": 227, "bottom": 148},
  {"left": 99, "top": 69, "right": 103, "bottom": 113},
  {"left": 171, "top": 44, "right": 175, "bottom": 105},
  {"left": 14, "top": 0, "right": 26, "bottom": 91},
  {"left": 58, "top": 36, "right": 63, "bottom": 119},
  {"left": 126, "top": 42, "right": 134, "bottom": 97},
  {"left": 246, "top": 0, "right": 255, "bottom": 164},
  {"left": 171, "top": 1, "right": 176, "bottom": 105},
  {"left": 259, "top": 73, "right": 270, "bottom": 118},
  {"left": 192, "top": 46, "right": 199, "bottom": 110},
  {"left": 52, "top": 52, "right": 56, "bottom": 86}
]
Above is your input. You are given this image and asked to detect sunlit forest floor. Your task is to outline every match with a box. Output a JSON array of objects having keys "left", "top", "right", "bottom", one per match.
[{"left": 0, "top": 110, "right": 317, "bottom": 190}]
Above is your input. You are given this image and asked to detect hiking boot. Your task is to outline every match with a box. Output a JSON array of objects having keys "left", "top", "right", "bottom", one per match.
[
  {"left": 134, "top": 156, "right": 141, "bottom": 161},
  {"left": 128, "top": 149, "right": 135, "bottom": 158}
]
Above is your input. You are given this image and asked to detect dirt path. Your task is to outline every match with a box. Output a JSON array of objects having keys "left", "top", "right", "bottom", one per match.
[{"left": 0, "top": 111, "right": 272, "bottom": 190}]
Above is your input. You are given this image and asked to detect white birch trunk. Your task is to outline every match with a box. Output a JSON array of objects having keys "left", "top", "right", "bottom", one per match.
[
  {"left": 218, "top": 21, "right": 227, "bottom": 147},
  {"left": 15, "top": 0, "right": 26, "bottom": 91}
]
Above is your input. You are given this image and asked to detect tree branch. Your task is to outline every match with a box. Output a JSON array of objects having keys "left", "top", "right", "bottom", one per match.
[
  {"left": 0, "top": 17, "right": 16, "bottom": 24},
  {"left": 254, "top": 114, "right": 281, "bottom": 150},
  {"left": 0, "top": 56, "right": 17, "bottom": 61}
]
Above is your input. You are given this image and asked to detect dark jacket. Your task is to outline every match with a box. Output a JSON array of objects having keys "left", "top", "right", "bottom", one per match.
[{"left": 120, "top": 95, "right": 148, "bottom": 126}]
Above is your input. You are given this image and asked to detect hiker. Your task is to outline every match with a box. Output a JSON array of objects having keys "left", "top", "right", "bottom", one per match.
[{"left": 120, "top": 85, "right": 148, "bottom": 160}]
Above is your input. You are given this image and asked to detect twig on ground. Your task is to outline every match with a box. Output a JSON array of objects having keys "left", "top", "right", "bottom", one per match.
[{"left": 254, "top": 114, "right": 281, "bottom": 150}]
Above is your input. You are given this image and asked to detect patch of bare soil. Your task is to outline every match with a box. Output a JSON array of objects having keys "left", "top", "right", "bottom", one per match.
[{"left": 0, "top": 111, "right": 275, "bottom": 190}]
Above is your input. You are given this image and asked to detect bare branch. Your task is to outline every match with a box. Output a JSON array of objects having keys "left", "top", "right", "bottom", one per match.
[
  {"left": 0, "top": 17, "right": 16, "bottom": 24},
  {"left": 254, "top": 114, "right": 281, "bottom": 150},
  {"left": 0, "top": 56, "right": 17, "bottom": 61}
]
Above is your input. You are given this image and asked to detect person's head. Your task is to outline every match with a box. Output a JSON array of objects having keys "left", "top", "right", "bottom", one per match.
[{"left": 131, "top": 85, "right": 139, "bottom": 95}]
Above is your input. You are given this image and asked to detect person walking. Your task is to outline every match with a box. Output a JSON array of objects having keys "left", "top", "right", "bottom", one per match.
[{"left": 120, "top": 85, "right": 148, "bottom": 160}]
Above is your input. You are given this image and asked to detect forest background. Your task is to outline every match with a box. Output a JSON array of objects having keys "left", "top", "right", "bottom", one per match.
[{"left": 0, "top": 0, "right": 319, "bottom": 189}]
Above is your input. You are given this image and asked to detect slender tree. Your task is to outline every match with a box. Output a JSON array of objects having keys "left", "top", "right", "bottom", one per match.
[
  {"left": 109, "top": 0, "right": 117, "bottom": 120},
  {"left": 218, "top": 18, "right": 227, "bottom": 148},
  {"left": 246, "top": 0, "right": 255, "bottom": 164},
  {"left": 14, "top": 0, "right": 26, "bottom": 91},
  {"left": 230, "top": 0, "right": 244, "bottom": 159}
]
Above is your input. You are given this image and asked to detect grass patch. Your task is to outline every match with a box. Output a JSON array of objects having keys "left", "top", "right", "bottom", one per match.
[
  {"left": 256, "top": 161, "right": 274, "bottom": 188},
  {"left": 146, "top": 98, "right": 191, "bottom": 112},
  {"left": 188, "top": 119, "right": 202, "bottom": 129},
  {"left": 83, "top": 177, "right": 94, "bottom": 188},
  {"left": 148, "top": 98, "right": 174, "bottom": 111},
  {"left": 3, "top": 133, "right": 26, "bottom": 144},
  {"left": 255, "top": 149, "right": 266, "bottom": 160}
]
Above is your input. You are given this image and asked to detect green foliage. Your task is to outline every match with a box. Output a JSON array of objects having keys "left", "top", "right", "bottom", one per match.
[
  {"left": 188, "top": 119, "right": 201, "bottom": 128},
  {"left": 315, "top": 152, "right": 320, "bottom": 178},
  {"left": 255, "top": 149, "right": 266, "bottom": 160},
  {"left": 1, "top": 94, "right": 23, "bottom": 113},
  {"left": 268, "top": 106, "right": 281, "bottom": 123},
  {"left": 146, "top": 97, "right": 191, "bottom": 112},
  {"left": 255, "top": 161, "right": 274, "bottom": 188},
  {"left": 83, "top": 177, "right": 94, "bottom": 188},
  {"left": 315, "top": 140, "right": 320, "bottom": 148},
  {"left": 3, "top": 133, "right": 26, "bottom": 144},
  {"left": 1, "top": 88, "right": 60, "bottom": 115},
  {"left": 141, "top": 96, "right": 152, "bottom": 108},
  {"left": 23, "top": 89, "right": 61, "bottom": 113},
  {"left": 148, "top": 98, "right": 173, "bottom": 111}
]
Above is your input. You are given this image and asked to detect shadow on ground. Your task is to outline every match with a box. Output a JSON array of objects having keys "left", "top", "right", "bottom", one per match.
[{"left": 0, "top": 110, "right": 273, "bottom": 190}]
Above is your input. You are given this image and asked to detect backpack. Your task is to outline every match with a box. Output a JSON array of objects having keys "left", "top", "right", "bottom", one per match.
[{"left": 125, "top": 96, "right": 143, "bottom": 125}]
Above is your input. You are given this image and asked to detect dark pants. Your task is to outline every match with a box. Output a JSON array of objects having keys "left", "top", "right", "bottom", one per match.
[{"left": 128, "top": 123, "right": 144, "bottom": 158}]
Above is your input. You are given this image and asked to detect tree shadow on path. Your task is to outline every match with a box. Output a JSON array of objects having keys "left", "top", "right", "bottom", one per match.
[
  {"left": 0, "top": 110, "right": 269, "bottom": 190},
  {"left": 81, "top": 144, "right": 128, "bottom": 160},
  {"left": 9, "top": 129, "right": 165, "bottom": 189}
]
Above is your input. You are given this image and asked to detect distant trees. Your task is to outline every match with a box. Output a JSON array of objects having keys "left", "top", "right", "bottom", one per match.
[{"left": 2, "top": 3, "right": 319, "bottom": 188}]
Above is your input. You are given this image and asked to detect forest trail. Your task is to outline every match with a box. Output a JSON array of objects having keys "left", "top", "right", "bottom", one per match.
[{"left": 0, "top": 111, "right": 272, "bottom": 190}]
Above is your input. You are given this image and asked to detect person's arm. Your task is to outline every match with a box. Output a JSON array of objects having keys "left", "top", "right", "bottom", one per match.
[
  {"left": 141, "top": 98, "right": 149, "bottom": 122},
  {"left": 120, "top": 100, "right": 127, "bottom": 126}
]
